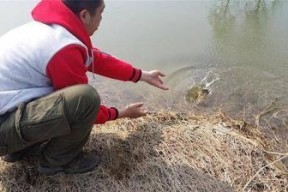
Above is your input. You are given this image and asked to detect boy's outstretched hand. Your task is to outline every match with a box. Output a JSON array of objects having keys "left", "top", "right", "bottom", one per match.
[
  {"left": 118, "top": 102, "right": 148, "bottom": 119},
  {"left": 140, "top": 70, "right": 169, "bottom": 90},
  {"left": 118, "top": 70, "right": 168, "bottom": 119}
]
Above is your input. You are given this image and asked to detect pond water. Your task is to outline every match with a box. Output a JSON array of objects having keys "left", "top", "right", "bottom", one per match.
[
  {"left": 93, "top": 0, "right": 288, "bottom": 131},
  {"left": 1, "top": 0, "right": 288, "bottom": 137}
]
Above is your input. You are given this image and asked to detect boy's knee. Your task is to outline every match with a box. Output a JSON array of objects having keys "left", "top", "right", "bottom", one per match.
[
  {"left": 77, "top": 85, "right": 100, "bottom": 106},
  {"left": 64, "top": 85, "right": 100, "bottom": 124}
]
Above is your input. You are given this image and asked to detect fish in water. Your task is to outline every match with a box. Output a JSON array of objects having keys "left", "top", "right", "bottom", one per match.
[
  {"left": 185, "top": 85, "right": 210, "bottom": 103},
  {"left": 185, "top": 72, "right": 220, "bottom": 103}
]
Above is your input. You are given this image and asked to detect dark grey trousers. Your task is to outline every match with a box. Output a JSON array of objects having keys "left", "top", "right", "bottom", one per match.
[{"left": 0, "top": 85, "right": 100, "bottom": 167}]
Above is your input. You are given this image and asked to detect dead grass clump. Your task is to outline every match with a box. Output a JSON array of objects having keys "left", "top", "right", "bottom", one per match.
[{"left": 0, "top": 112, "right": 287, "bottom": 191}]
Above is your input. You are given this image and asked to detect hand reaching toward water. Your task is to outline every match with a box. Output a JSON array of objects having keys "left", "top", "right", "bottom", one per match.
[
  {"left": 140, "top": 70, "right": 169, "bottom": 90},
  {"left": 118, "top": 102, "right": 148, "bottom": 119},
  {"left": 118, "top": 70, "right": 168, "bottom": 119}
]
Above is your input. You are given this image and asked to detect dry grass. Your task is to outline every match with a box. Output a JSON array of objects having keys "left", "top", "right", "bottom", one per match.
[{"left": 0, "top": 112, "right": 287, "bottom": 192}]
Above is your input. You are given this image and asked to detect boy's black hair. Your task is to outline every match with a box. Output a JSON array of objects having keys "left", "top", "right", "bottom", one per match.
[{"left": 62, "top": 0, "right": 103, "bottom": 16}]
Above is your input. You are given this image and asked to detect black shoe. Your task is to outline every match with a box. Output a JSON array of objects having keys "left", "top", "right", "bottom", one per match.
[
  {"left": 1, "top": 143, "right": 40, "bottom": 162},
  {"left": 38, "top": 152, "right": 102, "bottom": 175}
]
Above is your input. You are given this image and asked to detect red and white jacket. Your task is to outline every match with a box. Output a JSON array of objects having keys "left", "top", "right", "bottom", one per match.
[{"left": 0, "top": 0, "right": 141, "bottom": 124}]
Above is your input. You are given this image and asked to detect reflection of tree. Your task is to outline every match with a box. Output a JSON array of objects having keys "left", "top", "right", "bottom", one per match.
[
  {"left": 209, "top": 0, "right": 280, "bottom": 65},
  {"left": 209, "top": 0, "right": 234, "bottom": 40},
  {"left": 208, "top": 0, "right": 288, "bottom": 138},
  {"left": 246, "top": 0, "right": 267, "bottom": 12}
]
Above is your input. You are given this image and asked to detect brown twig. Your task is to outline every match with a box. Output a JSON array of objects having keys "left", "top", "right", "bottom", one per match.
[
  {"left": 255, "top": 98, "right": 280, "bottom": 127},
  {"left": 242, "top": 153, "right": 288, "bottom": 191}
]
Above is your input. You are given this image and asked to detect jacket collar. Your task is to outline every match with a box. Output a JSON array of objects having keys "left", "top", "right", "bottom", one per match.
[{"left": 31, "top": 0, "right": 92, "bottom": 50}]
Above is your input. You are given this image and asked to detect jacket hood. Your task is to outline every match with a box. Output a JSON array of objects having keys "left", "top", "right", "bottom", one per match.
[{"left": 32, "top": 0, "right": 92, "bottom": 50}]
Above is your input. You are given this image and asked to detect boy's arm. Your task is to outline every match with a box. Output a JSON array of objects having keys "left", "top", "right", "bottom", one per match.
[
  {"left": 88, "top": 48, "right": 142, "bottom": 82},
  {"left": 46, "top": 45, "right": 120, "bottom": 124}
]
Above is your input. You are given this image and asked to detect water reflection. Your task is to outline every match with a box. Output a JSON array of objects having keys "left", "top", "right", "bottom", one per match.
[
  {"left": 209, "top": 0, "right": 281, "bottom": 64},
  {"left": 206, "top": 0, "right": 288, "bottom": 140},
  {"left": 91, "top": 0, "right": 288, "bottom": 136},
  {"left": 166, "top": 0, "right": 285, "bottom": 111},
  {"left": 158, "top": 0, "right": 288, "bottom": 139}
]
